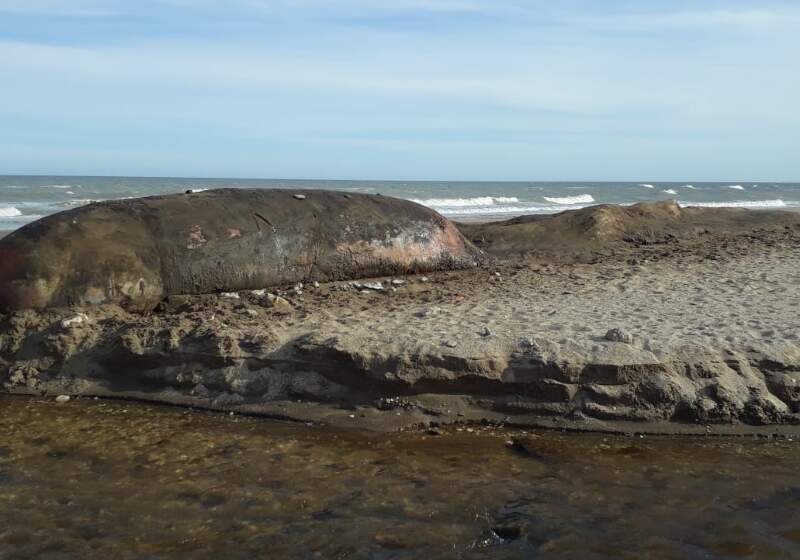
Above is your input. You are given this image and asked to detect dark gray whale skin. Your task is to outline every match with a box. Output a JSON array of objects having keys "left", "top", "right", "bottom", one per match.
[{"left": 0, "top": 189, "right": 482, "bottom": 311}]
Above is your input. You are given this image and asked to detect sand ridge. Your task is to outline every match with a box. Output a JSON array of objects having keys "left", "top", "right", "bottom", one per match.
[{"left": 2, "top": 202, "right": 800, "bottom": 433}]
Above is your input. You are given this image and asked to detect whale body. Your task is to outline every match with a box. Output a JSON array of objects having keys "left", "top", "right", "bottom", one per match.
[{"left": 0, "top": 189, "right": 482, "bottom": 311}]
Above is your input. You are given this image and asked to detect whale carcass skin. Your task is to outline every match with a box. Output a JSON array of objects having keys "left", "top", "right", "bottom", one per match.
[{"left": 0, "top": 189, "right": 483, "bottom": 311}]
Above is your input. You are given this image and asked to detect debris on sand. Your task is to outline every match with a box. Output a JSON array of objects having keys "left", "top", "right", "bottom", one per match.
[
  {"left": 60, "top": 314, "right": 90, "bottom": 329},
  {"left": 605, "top": 328, "right": 634, "bottom": 344}
]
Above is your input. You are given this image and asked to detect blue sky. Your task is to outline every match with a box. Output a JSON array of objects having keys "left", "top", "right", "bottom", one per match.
[{"left": 1, "top": 0, "right": 798, "bottom": 181}]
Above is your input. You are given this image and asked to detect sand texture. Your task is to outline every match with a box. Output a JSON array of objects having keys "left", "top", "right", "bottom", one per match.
[{"left": 2, "top": 202, "right": 800, "bottom": 434}]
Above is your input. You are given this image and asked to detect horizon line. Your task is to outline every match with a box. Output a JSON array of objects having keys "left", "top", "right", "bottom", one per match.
[{"left": 1, "top": 173, "right": 797, "bottom": 184}]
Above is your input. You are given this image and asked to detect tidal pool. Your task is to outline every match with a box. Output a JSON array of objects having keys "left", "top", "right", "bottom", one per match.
[{"left": 1, "top": 395, "right": 799, "bottom": 559}]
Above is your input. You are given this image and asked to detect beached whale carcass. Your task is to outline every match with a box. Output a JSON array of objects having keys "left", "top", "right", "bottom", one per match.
[{"left": 0, "top": 189, "right": 482, "bottom": 311}]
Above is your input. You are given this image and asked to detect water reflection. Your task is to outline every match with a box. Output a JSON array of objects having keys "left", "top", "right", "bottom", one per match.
[{"left": 1, "top": 395, "right": 798, "bottom": 559}]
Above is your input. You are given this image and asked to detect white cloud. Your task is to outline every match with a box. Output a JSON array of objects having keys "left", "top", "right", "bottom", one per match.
[
  {"left": 0, "top": 0, "right": 119, "bottom": 16},
  {"left": 258, "top": 0, "right": 491, "bottom": 12},
  {"left": 0, "top": 38, "right": 677, "bottom": 118},
  {"left": 154, "top": 0, "right": 498, "bottom": 17},
  {"left": 1, "top": 0, "right": 799, "bottom": 179},
  {"left": 578, "top": 7, "right": 800, "bottom": 31},
  {"left": 1, "top": 10, "right": 798, "bottom": 128}
]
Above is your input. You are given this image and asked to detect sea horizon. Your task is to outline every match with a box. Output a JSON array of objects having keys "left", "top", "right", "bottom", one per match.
[
  {"left": 4, "top": 172, "right": 800, "bottom": 183},
  {"left": 2, "top": 174, "right": 800, "bottom": 232}
]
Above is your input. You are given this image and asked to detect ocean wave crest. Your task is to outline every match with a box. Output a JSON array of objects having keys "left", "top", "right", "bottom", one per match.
[
  {"left": 0, "top": 206, "right": 22, "bottom": 217},
  {"left": 442, "top": 204, "right": 593, "bottom": 216},
  {"left": 410, "top": 196, "right": 520, "bottom": 208},
  {"left": 64, "top": 199, "right": 101, "bottom": 207},
  {"left": 542, "top": 194, "right": 595, "bottom": 205},
  {"left": 639, "top": 184, "right": 655, "bottom": 189},
  {"left": 726, "top": 185, "right": 745, "bottom": 190},
  {"left": 662, "top": 189, "right": 678, "bottom": 195},
  {"left": 679, "top": 199, "right": 788, "bottom": 208}
]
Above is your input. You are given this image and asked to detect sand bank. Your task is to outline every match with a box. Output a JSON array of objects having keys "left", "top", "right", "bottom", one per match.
[{"left": 2, "top": 202, "right": 800, "bottom": 434}]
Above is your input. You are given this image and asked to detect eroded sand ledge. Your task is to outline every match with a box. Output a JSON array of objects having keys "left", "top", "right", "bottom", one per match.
[{"left": 2, "top": 201, "right": 800, "bottom": 434}]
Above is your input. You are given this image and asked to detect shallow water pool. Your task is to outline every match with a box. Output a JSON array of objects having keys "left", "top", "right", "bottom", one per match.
[{"left": 1, "top": 395, "right": 798, "bottom": 559}]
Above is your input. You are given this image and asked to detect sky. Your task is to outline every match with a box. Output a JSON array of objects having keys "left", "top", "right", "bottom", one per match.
[{"left": 0, "top": 0, "right": 798, "bottom": 181}]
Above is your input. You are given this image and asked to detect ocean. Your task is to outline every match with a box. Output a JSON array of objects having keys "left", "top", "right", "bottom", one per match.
[{"left": 1, "top": 175, "right": 799, "bottom": 232}]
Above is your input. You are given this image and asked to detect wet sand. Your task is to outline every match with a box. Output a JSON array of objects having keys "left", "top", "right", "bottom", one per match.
[{"left": 2, "top": 395, "right": 799, "bottom": 559}]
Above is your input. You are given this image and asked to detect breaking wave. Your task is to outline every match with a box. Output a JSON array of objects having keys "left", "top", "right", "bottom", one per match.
[
  {"left": 64, "top": 199, "right": 101, "bottom": 207},
  {"left": 679, "top": 199, "right": 788, "bottom": 209},
  {"left": 727, "top": 185, "right": 745, "bottom": 190},
  {"left": 662, "top": 189, "right": 678, "bottom": 195},
  {"left": 543, "top": 194, "right": 595, "bottom": 205},
  {"left": 410, "top": 196, "right": 520, "bottom": 208},
  {"left": 0, "top": 206, "right": 22, "bottom": 217},
  {"left": 639, "top": 184, "right": 654, "bottom": 189},
  {"left": 440, "top": 205, "right": 593, "bottom": 216}
]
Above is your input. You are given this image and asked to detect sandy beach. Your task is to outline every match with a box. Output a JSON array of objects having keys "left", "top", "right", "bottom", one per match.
[
  {"left": 3, "top": 201, "right": 800, "bottom": 435},
  {"left": 4, "top": 3, "right": 800, "bottom": 555}
]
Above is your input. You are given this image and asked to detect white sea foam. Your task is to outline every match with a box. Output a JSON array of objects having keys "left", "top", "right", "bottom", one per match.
[
  {"left": 681, "top": 184, "right": 696, "bottom": 189},
  {"left": 639, "top": 184, "right": 655, "bottom": 189},
  {"left": 44, "top": 185, "right": 73, "bottom": 189},
  {"left": 410, "top": 196, "right": 520, "bottom": 208},
  {"left": 542, "top": 194, "right": 595, "bottom": 205},
  {"left": 0, "top": 206, "right": 22, "bottom": 217},
  {"left": 662, "top": 189, "right": 678, "bottom": 195},
  {"left": 64, "top": 199, "right": 101, "bottom": 207},
  {"left": 441, "top": 204, "right": 593, "bottom": 216},
  {"left": 727, "top": 185, "right": 745, "bottom": 190},
  {"left": 678, "top": 199, "right": 788, "bottom": 209}
]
